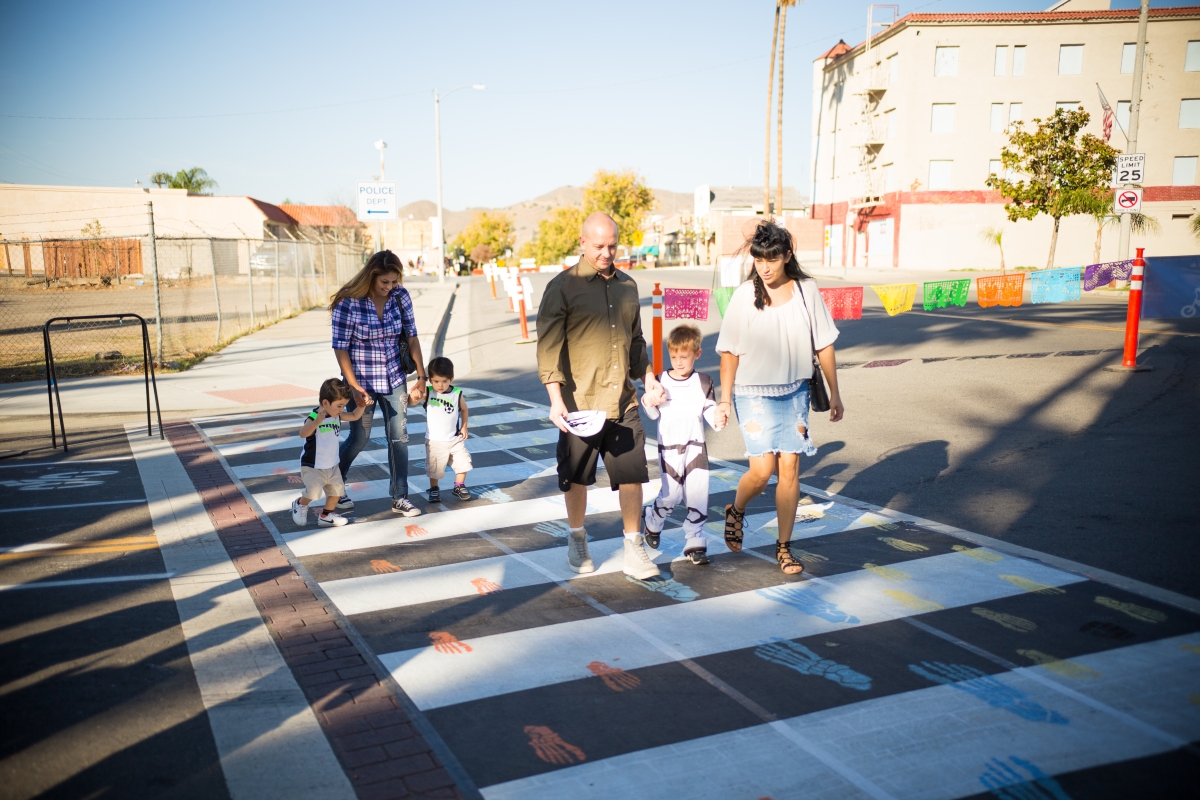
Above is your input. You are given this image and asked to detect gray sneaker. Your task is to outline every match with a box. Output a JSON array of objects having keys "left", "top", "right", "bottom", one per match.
[
  {"left": 567, "top": 529, "right": 594, "bottom": 574},
  {"left": 623, "top": 534, "right": 661, "bottom": 580}
]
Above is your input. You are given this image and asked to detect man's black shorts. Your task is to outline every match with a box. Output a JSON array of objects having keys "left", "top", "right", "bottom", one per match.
[{"left": 557, "top": 404, "right": 648, "bottom": 491}]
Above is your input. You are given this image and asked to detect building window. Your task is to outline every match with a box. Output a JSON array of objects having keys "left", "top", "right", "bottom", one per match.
[
  {"left": 884, "top": 163, "right": 896, "bottom": 193},
  {"left": 1056, "top": 101, "right": 1081, "bottom": 113},
  {"left": 885, "top": 109, "right": 896, "bottom": 138},
  {"left": 1117, "top": 100, "right": 1131, "bottom": 131},
  {"left": 990, "top": 103, "right": 1005, "bottom": 132},
  {"left": 1009, "top": 102, "right": 1024, "bottom": 125},
  {"left": 989, "top": 159, "right": 1001, "bottom": 178},
  {"left": 1059, "top": 45, "right": 1083, "bottom": 75},
  {"left": 888, "top": 53, "right": 899, "bottom": 84},
  {"left": 994, "top": 46, "right": 1007, "bottom": 77},
  {"left": 931, "top": 103, "right": 955, "bottom": 133},
  {"left": 1012, "top": 46, "right": 1026, "bottom": 76},
  {"left": 929, "top": 161, "right": 953, "bottom": 190},
  {"left": 1187, "top": 41, "right": 1200, "bottom": 72},
  {"left": 1173, "top": 156, "right": 1198, "bottom": 185},
  {"left": 935, "top": 47, "right": 959, "bottom": 77},
  {"left": 1181, "top": 99, "right": 1200, "bottom": 129},
  {"left": 1122, "top": 43, "right": 1136, "bottom": 74}
]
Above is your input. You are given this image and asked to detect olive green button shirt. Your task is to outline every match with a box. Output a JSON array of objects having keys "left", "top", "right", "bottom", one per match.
[{"left": 536, "top": 257, "right": 651, "bottom": 419}]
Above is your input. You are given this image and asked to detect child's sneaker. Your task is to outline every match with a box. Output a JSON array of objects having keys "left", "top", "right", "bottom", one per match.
[
  {"left": 685, "top": 547, "right": 710, "bottom": 566},
  {"left": 335, "top": 495, "right": 355, "bottom": 510},
  {"left": 318, "top": 510, "right": 349, "bottom": 527},
  {"left": 291, "top": 498, "right": 309, "bottom": 526},
  {"left": 427, "top": 486, "right": 441, "bottom": 503},
  {"left": 452, "top": 484, "right": 473, "bottom": 501},
  {"left": 392, "top": 497, "right": 421, "bottom": 516}
]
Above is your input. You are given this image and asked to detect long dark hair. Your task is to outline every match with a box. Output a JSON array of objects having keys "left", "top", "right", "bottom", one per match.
[
  {"left": 744, "top": 220, "right": 809, "bottom": 310},
  {"left": 329, "top": 250, "right": 403, "bottom": 311}
]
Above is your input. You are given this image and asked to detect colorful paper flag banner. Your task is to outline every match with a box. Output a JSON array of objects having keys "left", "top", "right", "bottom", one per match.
[
  {"left": 663, "top": 288, "right": 710, "bottom": 320},
  {"left": 714, "top": 287, "right": 736, "bottom": 318},
  {"left": 977, "top": 273, "right": 1025, "bottom": 308},
  {"left": 922, "top": 279, "right": 970, "bottom": 311},
  {"left": 1082, "top": 259, "right": 1133, "bottom": 291},
  {"left": 1030, "top": 267, "right": 1082, "bottom": 304},
  {"left": 870, "top": 283, "right": 918, "bottom": 316},
  {"left": 819, "top": 286, "right": 864, "bottom": 320}
]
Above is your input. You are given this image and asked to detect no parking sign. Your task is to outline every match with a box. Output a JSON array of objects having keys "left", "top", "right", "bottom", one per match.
[{"left": 1113, "top": 188, "right": 1142, "bottom": 215}]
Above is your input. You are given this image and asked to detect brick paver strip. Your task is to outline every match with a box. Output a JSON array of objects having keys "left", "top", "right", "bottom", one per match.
[{"left": 165, "top": 421, "right": 467, "bottom": 800}]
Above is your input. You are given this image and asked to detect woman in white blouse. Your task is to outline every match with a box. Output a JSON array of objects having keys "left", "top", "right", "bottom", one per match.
[{"left": 714, "top": 221, "right": 844, "bottom": 574}]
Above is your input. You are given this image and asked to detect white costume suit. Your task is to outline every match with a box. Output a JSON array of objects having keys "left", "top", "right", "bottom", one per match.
[{"left": 644, "top": 370, "right": 720, "bottom": 554}]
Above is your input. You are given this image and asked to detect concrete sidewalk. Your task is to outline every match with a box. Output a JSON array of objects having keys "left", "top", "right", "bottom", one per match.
[{"left": 0, "top": 278, "right": 458, "bottom": 419}]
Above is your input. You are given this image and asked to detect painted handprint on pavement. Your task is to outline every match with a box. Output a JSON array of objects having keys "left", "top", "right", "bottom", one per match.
[
  {"left": 882, "top": 590, "right": 944, "bottom": 612},
  {"left": 0, "top": 470, "right": 117, "bottom": 491},
  {"left": 1017, "top": 649, "right": 1101, "bottom": 680},
  {"left": 863, "top": 562, "right": 911, "bottom": 582},
  {"left": 586, "top": 661, "right": 641, "bottom": 692},
  {"left": 429, "top": 631, "right": 472, "bottom": 654},
  {"left": 533, "top": 520, "right": 571, "bottom": 539},
  {"left": 755, "top": 638, "right": 871, "bottom": 691},
  {"left": 877, "top": 537, "right": 927, "bottom": 552},
  {"left": 370, "top": 559, "right": 402, "bottom": 574},
  {"left": 1095, "top": 596, "right": 1166, "bottom": 623},
  {"left": 952, "top": 544, "right": 1004, "bottom": 563},
  {"left": 756, "top": 586, "right": 861, "bottom": 624},
  {"left": 405, "top": 524, "right": 429, "bottom": 538},
  {"left": 978, "top": 756, "right": 1071, "bottom": 799},
  {"left": 972, "top": 607, "right": 1037, "bottom": 633},
  {"left": 909, "top": 661, "right": 1068, "bottom": 725},
  {"left": 625, "top": 576, "right": 699, "bottom": 602},
  {"left": 471, "top": 577, "right": 504, "bottom": 595},
  {"left": 524, "top": 725, "right": 587, "bottom": 765},
  {"left": 999, "top": 575, "right": 1064, "bottom": 596},
  {"left": 476, "top": 485, "right": 514, "bottom": 503}
]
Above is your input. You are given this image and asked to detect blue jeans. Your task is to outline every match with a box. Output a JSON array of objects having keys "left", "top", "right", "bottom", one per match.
[{"left": 339, "top": 384, "right": 410, "bottom": 500}]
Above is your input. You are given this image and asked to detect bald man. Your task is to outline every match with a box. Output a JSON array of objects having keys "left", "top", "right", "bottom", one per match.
[{"left": 536, "top": 213, "right": 666, "bottom": 580}]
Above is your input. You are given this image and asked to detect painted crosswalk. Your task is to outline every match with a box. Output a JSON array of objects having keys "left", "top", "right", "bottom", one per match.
[{"left": 194, "top": 388, "right": 1200, "bottom": 799}]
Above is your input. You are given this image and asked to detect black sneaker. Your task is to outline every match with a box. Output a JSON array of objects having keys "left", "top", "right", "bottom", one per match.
[
  {"left": 392, "top": 497, "right": 421, "bottom": 516},
  {"left": 335, "top": 495, "right": 355, "bottom": 510},
  {"left": 427, "top": 486, "right": 441, "bottom": 503},
  {"left": 452, "top": 485, "right": 473, "bottom": 501},
  {"left": 685, "top": 547, "right": 710, "bottom": 566},
  {"left": 642, "top": 507, "right": 660, "bottom": 549}
]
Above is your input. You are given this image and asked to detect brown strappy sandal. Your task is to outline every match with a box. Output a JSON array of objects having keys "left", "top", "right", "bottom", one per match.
[
  {"left": 724, "top": 504, "right": 745, "bottom": 552},
  {"left": 776, "top": 541, "right": 805, "bottom": 575}
]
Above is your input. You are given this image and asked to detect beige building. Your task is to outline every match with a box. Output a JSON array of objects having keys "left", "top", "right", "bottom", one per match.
[
  {"left": 809, "top": 0, "right": 1200, "bottom": 270},
  {"left": 693, "top": 185, "right": 819, "bottom": 264}
]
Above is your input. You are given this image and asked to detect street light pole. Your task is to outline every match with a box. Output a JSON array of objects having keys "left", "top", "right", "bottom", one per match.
[
  {"left": 434, "top": 84, "right": 485, "bottom": 284},
  {"left": 375, "top": 139, "right": 387, "bottom": 253},
  {"left": 1117, "top": 0, "right": 1149, "bottom": 263}
]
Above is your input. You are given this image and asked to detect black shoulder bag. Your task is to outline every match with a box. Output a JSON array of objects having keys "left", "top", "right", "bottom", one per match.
[
  {"left": 394, "top": 294, "right": 418, "bottom": 376},
  {"left": 797, "top": 281, "right": 831, "bottom": 412}
]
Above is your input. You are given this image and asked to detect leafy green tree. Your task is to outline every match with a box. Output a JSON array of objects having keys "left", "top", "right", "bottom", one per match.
[
  {"left": 1076, "top": 189, "right": 1160, "bottom": 264},
  {"left": 521, "top": 205, "right": 585, "bottom": 265},
  {"left": 986, "top": 108, "right": 1118, "bottom": 269},
  {"left": 451, "top": 212, "right": 515, "bottom": 266},
  {"left": 1190, "top": 213, "right": 1200, "bottom": 242},
  {"left": 150, "top": 167, "right": 219, "bottom": 195},
  {"left": 582, "top": 169, "right": 656, "bottom": 247},
  {"left": 978, "top": 226, "right": 1006, "bottom": 274}
]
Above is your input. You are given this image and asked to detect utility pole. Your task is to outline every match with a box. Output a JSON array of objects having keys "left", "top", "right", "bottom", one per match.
[
  {"left": 434, "top": 89, "right": 445, "bottom": 284},
  {"left": 1117, "top": 0, "right": 1149, "bottom": 263},
  {"left": 375, "top": 139, "right": 387, "bottom": 253},
  {"left": 145, "top": 201, "right": 163, "bottom": 362}
]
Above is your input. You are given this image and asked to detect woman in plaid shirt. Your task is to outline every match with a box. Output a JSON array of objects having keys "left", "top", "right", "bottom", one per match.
[{"left": 330, "top": 251, "right": 428, "bottom": 517}]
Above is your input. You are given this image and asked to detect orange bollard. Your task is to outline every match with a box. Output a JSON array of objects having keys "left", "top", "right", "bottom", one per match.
[
  {"left": 652, "top": 283, "right": 663, "bottom": 375},
  {"left": 1107, "top": 247, "right": 1153, "bottom": 373},
  {"left": 515, "top": 278, "right": 536, "bottom": 344},
  {"left": 488, "top": 265, "right": 497, "bottom": 300}
]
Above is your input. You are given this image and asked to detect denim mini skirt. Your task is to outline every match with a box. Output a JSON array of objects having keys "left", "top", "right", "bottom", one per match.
[{"left": 733, "top": 381, "right": 817, "bottom": 458}]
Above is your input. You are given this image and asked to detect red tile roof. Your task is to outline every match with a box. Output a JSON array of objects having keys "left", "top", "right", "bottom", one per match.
[
  {"left": 818, "top": 40, "right": 852, "bottom": 60},
  {"left": 248, "top": 198, "right": 296, "bottom": 225},
  {"left": 279, "top": 204, "right": 361, "bottom": 228}
]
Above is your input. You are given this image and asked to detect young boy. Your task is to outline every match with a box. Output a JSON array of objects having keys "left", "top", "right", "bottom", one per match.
[
  {"left": 291, "top": 378, "right": 371, "bottom": 527},
  {"left": 420, "top": 356, "right": 474, "bottom": 502},
  {"left": 642, "top": 324, "right": 723, "bottom": 564}
]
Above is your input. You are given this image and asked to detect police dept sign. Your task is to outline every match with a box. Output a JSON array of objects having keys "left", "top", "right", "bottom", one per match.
[{"left": 356, "top": 181, "right": 398, "bottom": 222}]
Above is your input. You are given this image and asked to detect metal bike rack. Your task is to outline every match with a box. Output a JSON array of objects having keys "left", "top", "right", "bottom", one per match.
[{"left": 42, "top": 313, "right": 164, "bottom": 451}]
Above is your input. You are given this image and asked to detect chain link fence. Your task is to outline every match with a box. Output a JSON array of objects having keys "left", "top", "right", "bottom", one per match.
[{"left": 0, "top": 235, "right": 367, "bottom": 382}]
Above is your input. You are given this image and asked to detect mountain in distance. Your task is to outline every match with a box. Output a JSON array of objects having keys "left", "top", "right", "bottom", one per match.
[{"left": 395, "top": 186, "right": 694, "bottom": 251}]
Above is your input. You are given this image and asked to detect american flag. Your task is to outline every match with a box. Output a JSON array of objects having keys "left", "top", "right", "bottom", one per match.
[{"left": 1096, "top": 83, "right": 1115, "bottom": 143}]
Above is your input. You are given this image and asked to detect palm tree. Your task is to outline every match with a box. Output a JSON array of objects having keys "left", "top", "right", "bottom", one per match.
[
  {"left": 979, "top": 226, "right": 1006, "bottom": 274},
  {"left": 149, "top": 167, "right": 218, "bottom": 195},
  {"left": 763, "top": 2, "right": 781, "bottom": 217},
  {"left": 1076, "top": 189, "right": 1159, "bottom": 265},
  {"left": 1190, "top": 212, "right": 1200, "bottom": 242},
  {"left": 775, "top": 1, "right": 798, "bottom": 219}
]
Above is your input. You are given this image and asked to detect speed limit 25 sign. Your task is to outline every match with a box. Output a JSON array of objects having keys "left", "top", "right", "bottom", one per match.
[
  {"left": 1113, "top": 188, "right": 1143, "bottom": 214},
  {"left": 1113, "top": 153, "right": 1145, "bottom": 185}
]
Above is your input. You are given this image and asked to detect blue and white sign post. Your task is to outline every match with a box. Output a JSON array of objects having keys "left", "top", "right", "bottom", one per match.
[{"left": 357, "top": 181, "right": 397, "bottom": 252}]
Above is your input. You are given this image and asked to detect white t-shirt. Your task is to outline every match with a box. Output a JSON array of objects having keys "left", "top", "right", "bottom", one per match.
[
  {"left": 424, "top": 386, "right": 463, "bottom": 442},
  {"left": 644, "top": 371, "right": 719, "bottom": 446},
  {"left": 715, "top": 279, "right": 839, "bottom": 392},
  {"left": 300, "top": 409, "right": 341, "bottom": 470}
]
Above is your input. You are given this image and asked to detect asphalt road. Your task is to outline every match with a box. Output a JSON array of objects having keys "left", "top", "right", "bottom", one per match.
[{"left": 460, "top": 269, "right": 1200, "bottom": 599}]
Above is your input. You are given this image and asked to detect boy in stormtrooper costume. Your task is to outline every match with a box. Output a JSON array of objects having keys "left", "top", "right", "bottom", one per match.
[{"left": 642, "top": 324, "right": 724, "bottom": 565}]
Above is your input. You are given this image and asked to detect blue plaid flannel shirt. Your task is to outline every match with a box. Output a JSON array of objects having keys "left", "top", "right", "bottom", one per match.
[{"left": 330, "top": 287, "right": 417, "bottom": 394}]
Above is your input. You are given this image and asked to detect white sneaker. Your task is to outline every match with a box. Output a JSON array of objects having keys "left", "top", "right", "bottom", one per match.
[
  {"left": 623, "top": 534, "right": 661, "bottom": 580},
  {"left": 567, "top": 529, "right": 594, "bottom": 574},
  {"left": 317, "top": 510, "right": 349, "bottom": 527},
  {"left": 291, "top": 499, "right": 308, "bottom": 526}
]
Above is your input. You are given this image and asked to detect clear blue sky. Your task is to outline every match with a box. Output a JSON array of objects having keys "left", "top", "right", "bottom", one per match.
[{"left": 0, "top": 0, "right": 1148, "bottom": 210}]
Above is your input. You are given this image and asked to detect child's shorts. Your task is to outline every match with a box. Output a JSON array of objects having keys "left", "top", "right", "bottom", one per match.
[
  {"left": 426, "top": 437, "right": 473, "bottom": 480},
  {"left": 300, "top": 465, "right": 344, "bottom": 502}
]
